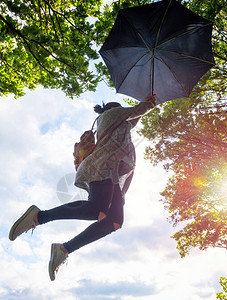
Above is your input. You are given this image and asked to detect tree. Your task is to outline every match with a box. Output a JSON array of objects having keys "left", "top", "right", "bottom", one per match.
[
  {"left": 141, "top": 100, "right": 227, "bottom": 257},
  {"left": 0, "top": 0, "right": 102, "bottom": 98},
  {"left": 0, "top": 0, "right": 151, "bottom": 98},
  {"left": 139, "top": 93, "right": 227, "bottom": 256},
  {"left": 217, "top": 277, "right": 227, "bottom": 300}
]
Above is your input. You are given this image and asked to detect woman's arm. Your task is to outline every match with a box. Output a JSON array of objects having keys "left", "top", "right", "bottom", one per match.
[{"left": 120, "top": 95, "right": 156, "bottom": 121}]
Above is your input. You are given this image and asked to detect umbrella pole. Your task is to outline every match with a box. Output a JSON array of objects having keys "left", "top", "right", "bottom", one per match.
[{"left": 151, "top": 48, "right": 154, "bottom": 95}]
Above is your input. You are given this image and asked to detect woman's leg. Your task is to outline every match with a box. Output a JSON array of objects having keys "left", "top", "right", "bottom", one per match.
[
  {"left": 63, "top": 218, "right": 115, "bottom": 253},
  {"left": 9, "top": 200, "right": 96, "bottom": 241},
  {"left": 107, "top": 183, "right": 124, "bottom": 227},
  {"left": 38, "top": 200, "right": 99, "bottom": 224},
  {"left": 62, "top": 182, "right": 124, "bottom": 254},
  {"left": 38, "top": 179, "right": 115, "bottom": 224}
]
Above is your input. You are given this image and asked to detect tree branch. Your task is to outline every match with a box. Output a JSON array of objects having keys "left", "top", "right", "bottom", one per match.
[
  {"left": 42, "top": 0, "right": 89, "bottom": 36},
  {"left": 30, "top": 39, "right": 76, "bottom": 70},
  {"left": 0, "top": 14, "right": 55, "bottom": 76}
]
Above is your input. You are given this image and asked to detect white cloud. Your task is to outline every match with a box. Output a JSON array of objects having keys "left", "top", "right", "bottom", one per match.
[
  {"left": 9, "top": 238, "right": 33, "bottom": 256},
  {"left": 1, "top": 86, "right": 226, "bottom": 300}
]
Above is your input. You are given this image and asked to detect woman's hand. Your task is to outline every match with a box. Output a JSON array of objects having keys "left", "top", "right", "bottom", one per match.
[{"left": 144, "top": 94, "right": 156, "bottom": 107}]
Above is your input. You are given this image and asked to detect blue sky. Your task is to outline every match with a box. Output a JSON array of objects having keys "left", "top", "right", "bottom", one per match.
[{"left": 0, "top": 82, "right": 226, "bottom": 300}]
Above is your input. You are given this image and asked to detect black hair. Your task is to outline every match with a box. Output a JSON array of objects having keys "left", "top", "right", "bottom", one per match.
[{"left": 94, "top": 102, "right": 121, "bottom": 114}]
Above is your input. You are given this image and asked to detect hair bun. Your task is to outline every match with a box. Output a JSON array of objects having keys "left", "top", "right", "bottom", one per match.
[{"left": 94, "top": 104, "right": 105, "bottom": 114}]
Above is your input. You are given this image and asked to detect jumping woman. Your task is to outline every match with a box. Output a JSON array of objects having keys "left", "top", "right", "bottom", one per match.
[{"left": 9, "top": 95, "right": 156, "bottom": 281}]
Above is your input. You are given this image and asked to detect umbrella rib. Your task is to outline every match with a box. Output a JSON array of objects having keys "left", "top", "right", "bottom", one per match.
[
  {"left": 151, "top": 0, "right": 172, "bottom": 93},
  {"left": 117, "top": 52, "right": 149, "bottom": 92},
  {"left": 137, "top": 32, "right": 154, "bottom": 94},
  {"left": 157, "top": 48, "right": 215, "bottom": 65},
  {"left": 137, "top": 32, "right": 153, "bottom": 52},
  {"left": 158, "top": 22, "right": 213, "bottom": 50},
  {"left": 157, "top": 54, "right": 190, "bottom": 97},
  {"left": 154, "top": 0, "right": 173, "bottom": 49}
]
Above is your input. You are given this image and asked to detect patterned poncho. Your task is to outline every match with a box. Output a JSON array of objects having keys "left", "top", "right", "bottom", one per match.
[{"left": 74, "top": 101, "right": 154, "bottom": 196}]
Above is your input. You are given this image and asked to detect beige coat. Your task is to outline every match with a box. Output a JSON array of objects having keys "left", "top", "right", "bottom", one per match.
[{"left": 74, "top": 101, "right": 154, "bottom": 195}]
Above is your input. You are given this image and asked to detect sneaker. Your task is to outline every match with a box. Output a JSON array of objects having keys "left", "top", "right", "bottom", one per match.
[
  {"left": 9, "top": 205, "right": 40, "bottom": 241},
  {"left": 49, "top": 243, "right": 68, "bottom": 281}
]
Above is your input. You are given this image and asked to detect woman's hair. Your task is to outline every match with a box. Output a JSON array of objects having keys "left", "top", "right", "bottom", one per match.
[{"left": 94, "top": 102, "right": 121, "bottom": 114}]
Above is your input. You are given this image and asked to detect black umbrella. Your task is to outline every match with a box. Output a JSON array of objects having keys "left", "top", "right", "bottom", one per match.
[{"left": 99, "top": 0, "right": 215, "bottom": 105}]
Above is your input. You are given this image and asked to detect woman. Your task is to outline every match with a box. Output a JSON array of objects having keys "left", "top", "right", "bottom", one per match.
[{"left": 9, "top": 95, "right": 156, "bottom": 281}]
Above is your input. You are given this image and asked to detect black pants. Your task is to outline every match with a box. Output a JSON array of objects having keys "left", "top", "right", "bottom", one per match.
[{"left": 37, "top": 179, "right": 124, "bottom": 254}]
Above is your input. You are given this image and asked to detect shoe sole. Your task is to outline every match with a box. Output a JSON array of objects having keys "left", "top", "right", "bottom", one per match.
[
  {"left": 9, "top": 205, "right": 38, "bottom": 241},
  {"left": 49, "top": 244, "right": 56, "bottom": 281}
]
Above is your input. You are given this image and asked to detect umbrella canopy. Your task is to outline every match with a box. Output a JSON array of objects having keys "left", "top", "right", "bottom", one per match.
[{"left": 99, "top": 0, "right": 215, "bottom": 105}]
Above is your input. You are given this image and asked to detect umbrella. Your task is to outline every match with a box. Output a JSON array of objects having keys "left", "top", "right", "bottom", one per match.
[{"left": 99, "top": 0, "right": 215, "bottom": 105}]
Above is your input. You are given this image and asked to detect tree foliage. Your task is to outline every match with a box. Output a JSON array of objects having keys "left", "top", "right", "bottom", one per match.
[
  {"left": 141, "top": 99, "right": 226, "bottom": 257},
  {"left": 0, "top": 0, "right": 102, "bottom": 98},
  {"left": 217, "top": 277, "right": 227, "bottom": 300},
  {"left": 0, "top": 0, "right": 153, "bottom": 98}
]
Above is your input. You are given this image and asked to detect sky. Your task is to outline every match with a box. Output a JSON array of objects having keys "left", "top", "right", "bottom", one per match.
[{"left": 0, "top": 82, "right": 227, "bottom": 300}]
